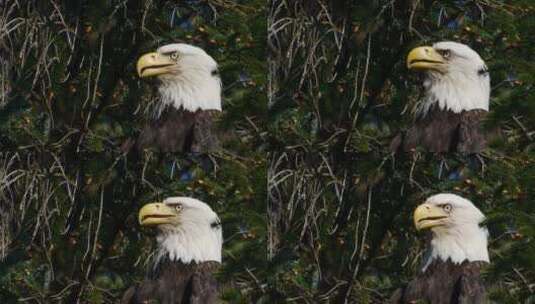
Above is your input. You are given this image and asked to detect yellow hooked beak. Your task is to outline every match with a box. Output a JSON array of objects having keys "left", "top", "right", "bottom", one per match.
[
  {"left": 138, "top": 202, "right": 177, "bottom": 226},
  {"left": 136, "top": 52, "right": 175, "bottom": 78},
  {"left": 407, "top": 46, "right": 445, "bottom": 71},
  {"left": 413, "top": 203, "right": 448, "bottom": 231}
]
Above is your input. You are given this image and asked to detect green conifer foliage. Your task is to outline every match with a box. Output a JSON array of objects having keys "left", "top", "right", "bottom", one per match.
[
  {"left": 0, "top": 1, "right": 266, "bottom": 302},
  {"left": 268, "top": 1, "right": 534, "bottom": 302}
]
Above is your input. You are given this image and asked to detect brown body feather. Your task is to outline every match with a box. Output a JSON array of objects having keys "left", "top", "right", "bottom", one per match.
[
  {"left": 121, "top": 260, "right": 220, "bottom": 304},
  {"left": 136, "top": 108, "right": 221, "bottom": 154},
  {"left": 390, "top": 259, "right": 488, "bottom": 304},
  {"left": 390, "top": 106, "right": 489, "bottom": 154}
]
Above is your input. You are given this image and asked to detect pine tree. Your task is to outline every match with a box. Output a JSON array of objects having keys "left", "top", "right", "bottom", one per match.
[
  {"left": 268, "top": 1, "right": 535, "bottom": 302},
  {"left": 0, "top": 1, "right": 266, "bottom": 302}
]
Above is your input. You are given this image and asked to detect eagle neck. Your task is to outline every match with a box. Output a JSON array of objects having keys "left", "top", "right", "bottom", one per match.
[
  {"left": 419, "top": 69, "right": 490, "bottom": 115},
  {"left": 148, "top": 256, "right": 220, "bottom": 279},
  {"left": 422, "top": 224, "right": 489, "bottom": 271},
  {"left": 154, "top": 223, "right": 222, "bottom": 266},
  {"left": 157, "top": 71, "right": 222, "bottom": 113}
]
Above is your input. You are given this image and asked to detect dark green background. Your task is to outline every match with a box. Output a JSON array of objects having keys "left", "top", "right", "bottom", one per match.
[
  {"left": 1, "top": 0, "right": 534, "bottom": 303},
  {"left": 268, "top": 0, "right": 534, "bottom": 303},
  {"left": 0, "top": 1, "right": 266, "bottom": 303}
]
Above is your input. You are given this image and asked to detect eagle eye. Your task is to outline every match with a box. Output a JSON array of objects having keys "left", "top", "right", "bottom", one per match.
[
  {"left": 174, "top": 204, "right": 183, "bottom": 212},
  {"left": 441, "top": 203, "right": 452, "bottom": 212},
  {"left": 211, "top": 219, "right": 221, "bottom": 228},
  {"left": 170, "top": 52, "right": 179, "bottom": 61},
  {"left": 438, "top": 49, "right": 451, "bottom": 59}
]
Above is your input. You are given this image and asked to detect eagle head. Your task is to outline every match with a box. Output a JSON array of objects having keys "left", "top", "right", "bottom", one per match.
[
  {"left": 136, "top": 43, "right": 222, "bottom": 113},
  {"left": 138, "top": 197, "right": 223, "bottom": 264},
  {"left": 413, "top": 193, "right": 489, "bottom": 270},
  {"left": 407, "top": 41, "right": 490, "bottom": 114}
]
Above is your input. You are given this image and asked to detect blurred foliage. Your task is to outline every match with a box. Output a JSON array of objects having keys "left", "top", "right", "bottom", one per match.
[
  {"left": 2, "top": 0, "right": 535, "bottom": 303},
  {"left": 268, "top": 0, "right": 534, "bottom": 303},
  {"left": 0, "top": 0, "right": 266, "bottom": 303}
]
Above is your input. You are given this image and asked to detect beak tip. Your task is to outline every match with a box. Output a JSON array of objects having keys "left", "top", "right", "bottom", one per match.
[
  {"left": 406, "top": 46, "right": 444, "bottom": 71},
  {"left": 136, "top": 62, "right": 144, "bottom": 78},
  {"left": 136, "top": 52, "right": 169, "bottom": 78}
]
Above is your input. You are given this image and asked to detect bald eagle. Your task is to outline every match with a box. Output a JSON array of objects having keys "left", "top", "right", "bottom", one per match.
[
  {"left": 390, "top": 193, "right": 489, "bottom": 304},
  {"left": 121, "top": 197, "right": 222, "bottom": 304},
  {"left": 135, "top": 43, "right": 222, "bottom": 153},
  {"left": 391, "top": 42, "right": 491, "bottom": 153}
]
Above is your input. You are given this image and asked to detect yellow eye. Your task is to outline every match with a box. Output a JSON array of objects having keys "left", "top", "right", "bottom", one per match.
[
  {"left": 174, "top": 204, "right": 182, "bottom": 212},
  {"left": 439, "top": 49, "right": 451, "bottom": 59},
  {"left": 442, "top": 204, "right": 452, "bottom": 212},
  {"left": 170, "top": 52, "right": 179, "bottom": 61}
]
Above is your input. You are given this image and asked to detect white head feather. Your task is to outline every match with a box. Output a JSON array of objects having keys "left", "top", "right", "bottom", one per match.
[
  {"left": 421, "top": 193, "right": 489, "bottom": 271},
  {"left": 155, "top": 197, "right": 222, "bottom": 264},
  {"left": 419, "top": 41, "right": 490, "bottom": 115},
  {"left": 155, "top": 44, "right": 222, "bottom": 112}
]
